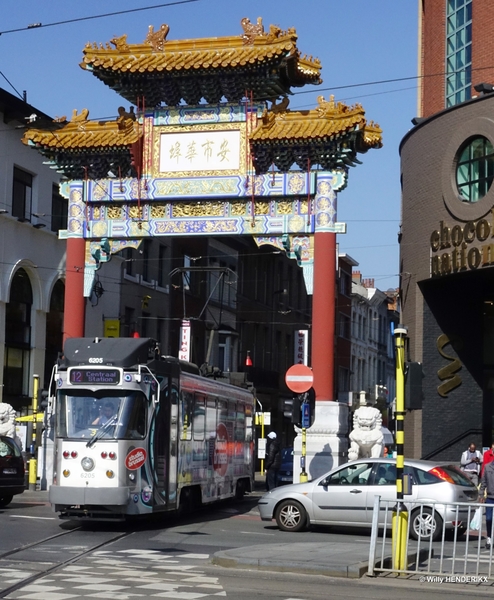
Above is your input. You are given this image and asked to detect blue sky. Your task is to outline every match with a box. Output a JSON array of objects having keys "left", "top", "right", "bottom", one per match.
[{"left": 1, "top": 1, "right": 418, "bottom": 290}]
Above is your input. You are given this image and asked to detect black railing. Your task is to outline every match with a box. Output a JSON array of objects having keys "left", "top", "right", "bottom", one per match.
[{"left": 421, "top": 428, "right": 482, "bottom": 460}]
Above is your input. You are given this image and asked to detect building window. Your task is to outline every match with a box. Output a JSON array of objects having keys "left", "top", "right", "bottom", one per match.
[
  {"left": 142, "top": 240, "right": 151, "bottom": 282},
  {"left": 51, "top": 185, "right": 68, "bottom": 232},
  {"left": 339, "top": 270, "right": 351, "bottom": 296},
  {"left": 158, "top": 245, "right": 167, "bottom": 288},
  {"left": 3, "top": 268, "right": 32, "bottom": 409},
  {"left": 12, "top": 167, "right": 33, "bottom": 221},
  {"left": 339, "top": 313, "right": 351, "bottom": 339},
  {"left": 123, "top": 306, "right": 135, "bottom": 337},
  {"left": 124, "top": 247, "right": 135, "bottom": 277},
  {"left": 446, "top": 0, "right": 472, "bottom": 107},
  {"left": 456, "top": 136, "right": 494, "bottom": 202}
]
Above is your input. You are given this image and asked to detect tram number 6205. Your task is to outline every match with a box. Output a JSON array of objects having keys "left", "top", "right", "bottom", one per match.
[{"left": 80, "top": 473, "right": 95, "bottom": 478}]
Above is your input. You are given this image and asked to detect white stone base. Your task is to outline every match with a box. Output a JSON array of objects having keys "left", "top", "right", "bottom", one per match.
[{"left": 292, "top": 401, "right": 349, "bottom": 483}]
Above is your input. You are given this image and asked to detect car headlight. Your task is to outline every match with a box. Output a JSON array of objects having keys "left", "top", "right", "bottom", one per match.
[{"left": 81, "top": 457, "right": 95, "bottom": 472}]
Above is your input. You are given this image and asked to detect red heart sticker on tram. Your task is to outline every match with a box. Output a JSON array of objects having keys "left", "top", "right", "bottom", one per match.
[{"left": 125, "top": 447, "right": 147, "bottom": 470}]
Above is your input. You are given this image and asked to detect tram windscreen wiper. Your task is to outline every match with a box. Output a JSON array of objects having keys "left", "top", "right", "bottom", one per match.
[{"left": 86, "top": 415, "right": 117, "bottom": 448}]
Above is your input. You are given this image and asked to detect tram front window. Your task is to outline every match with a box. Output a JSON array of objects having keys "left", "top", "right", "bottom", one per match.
[{"left": 56, "top": 391, "right": 147, "bottom": 440}]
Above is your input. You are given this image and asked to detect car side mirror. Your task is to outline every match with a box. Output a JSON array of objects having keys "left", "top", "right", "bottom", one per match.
[{"left": 319, "top": 477, "right": 331, "bottom": 487}]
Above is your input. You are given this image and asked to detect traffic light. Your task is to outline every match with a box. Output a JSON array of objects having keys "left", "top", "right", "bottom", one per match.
[
  {"left": 405, "top": 361, "right": 424, "bottom": 410},
  {"left": 302, "top": 387, "right": 316, "bottom": 428},
  {"left": 39, "top": 390, "right": 49, "bottom": 411},
  {"left": 282, "top": 388, "right": 316, "bottom": 427},
  {"left": 282, "top": 396, "right": 301, "bottom": 426}
]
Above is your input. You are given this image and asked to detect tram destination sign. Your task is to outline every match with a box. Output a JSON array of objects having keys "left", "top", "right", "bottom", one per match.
[{"left": 68, "top": 368, "right": 122, "bottom": 385}]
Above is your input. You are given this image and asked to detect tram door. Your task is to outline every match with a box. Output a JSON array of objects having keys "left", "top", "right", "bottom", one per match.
[{"left": 153, "top": 375, "right": 179, "bottom": 509}]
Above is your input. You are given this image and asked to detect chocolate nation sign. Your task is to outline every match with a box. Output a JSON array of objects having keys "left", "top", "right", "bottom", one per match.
[{"left": 430, "top": 210, "right": 494, "bottom": 277}]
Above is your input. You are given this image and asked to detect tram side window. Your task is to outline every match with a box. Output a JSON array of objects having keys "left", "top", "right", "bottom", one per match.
[
  {"left": 217, "top": 398, "right": 227, "bottom": 429},
  {"left": 245, "top": 403, "right": 253, "bottom": 443},
  {"left": 193, "top": 394, "right": 205, "bottom": 441},
  {"left": 206, "top": 398, "right": 217, "bottom": 439},
  {"left": 181, "top": 391, "right": 193, "bottom": 441},
  {"left": 235, "top": 403, "right": 245, "bottom": 441}
]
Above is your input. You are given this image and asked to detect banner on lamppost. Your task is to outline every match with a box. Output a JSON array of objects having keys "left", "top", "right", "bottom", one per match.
[
  {"left": 179, "top": 320, "right": 191, "bottom": 361},
  {"left": 294, "top": 329, "right": 309, "bottom": 365}
]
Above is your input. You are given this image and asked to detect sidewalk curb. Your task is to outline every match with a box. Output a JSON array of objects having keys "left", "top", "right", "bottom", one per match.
[{"left": 211, "top": 551, "right": 369, "bottom": 579}]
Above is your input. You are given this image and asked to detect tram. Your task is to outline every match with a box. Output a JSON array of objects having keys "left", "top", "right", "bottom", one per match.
[{"left": 48, "top": 336, "right": 255, "bottom": 520}]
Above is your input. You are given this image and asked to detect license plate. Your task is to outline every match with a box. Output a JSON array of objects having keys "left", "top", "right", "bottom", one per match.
[{"left": 3, "top": 468, "right": 17, "bottom": 474}]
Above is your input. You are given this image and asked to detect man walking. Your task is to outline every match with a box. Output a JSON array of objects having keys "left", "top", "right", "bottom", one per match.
[
  {"left": 461, "top": 442, "right": 483, "bottom": 486},
  {"left": 479, "top": 458, "right": 494, "bottom": 549},
  {"left": 265, "top": 432, "right": 282, "bottom": 491}
]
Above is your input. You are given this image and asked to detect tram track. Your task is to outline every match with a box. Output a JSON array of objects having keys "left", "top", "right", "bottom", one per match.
[{"left": 0, "top": 529, "right": 134, "bottom": 598}]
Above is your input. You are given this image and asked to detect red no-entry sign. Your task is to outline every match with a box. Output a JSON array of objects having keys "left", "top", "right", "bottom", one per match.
[{"left": 285, "top": 364, "right": 313, "bottom": 394}]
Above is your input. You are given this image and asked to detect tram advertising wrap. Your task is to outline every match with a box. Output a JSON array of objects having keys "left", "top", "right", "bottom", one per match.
[{"left": 48, "top": 337, "right": 255, "bottom": 520}]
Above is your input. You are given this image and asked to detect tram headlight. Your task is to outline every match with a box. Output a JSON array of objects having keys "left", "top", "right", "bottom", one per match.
[
  {"left": 106, "top": 470, "right": 115, "bottom": 479},
  {"left": 128, "top": 473, "right": 135, "bottom": 481},
  {"left": 63, "top": 469, "right": 70, "bottom": 477},
  {"left": 81, "top": 457, "right": 95, "bottom": 472}
]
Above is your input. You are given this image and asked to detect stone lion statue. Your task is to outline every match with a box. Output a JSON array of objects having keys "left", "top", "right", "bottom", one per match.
[
  {"left": 348, "top": 405, "right": 384, "bottom": 461},
  {"left": 0, "top": 403, "right": 16, "bottom": 439}
]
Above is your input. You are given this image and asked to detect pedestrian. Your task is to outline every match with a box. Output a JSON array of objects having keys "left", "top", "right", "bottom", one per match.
[
  {"left": 481, "top": 442, "right": 494, "bottom": 476},
  {"left": 479, "top": 459, "right": 494, "bottom": 549},
  {"left": 265, "top": 431, "right": 282, "bottom": 491},
  {"left": 460, "top": 442, "right": 483, "bottom": 486}
]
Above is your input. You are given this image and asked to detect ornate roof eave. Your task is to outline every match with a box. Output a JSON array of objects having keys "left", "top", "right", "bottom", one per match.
[
  {"left": 80, "top": 18, "right": 322, "bottom": 106},
  {"left": 22, "top": 107, "right": 141, "bottom": 180},
  {"left": 248, "top": 95, "right": 383, "bottom": 173}
]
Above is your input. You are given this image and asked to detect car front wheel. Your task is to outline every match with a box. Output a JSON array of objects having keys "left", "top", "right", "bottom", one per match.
[
  {"left": 275, "top": 499, "right": 308, "bottom": 532},
  {"left": 410, "top": 507, "right": 443, "bottom": 541}
]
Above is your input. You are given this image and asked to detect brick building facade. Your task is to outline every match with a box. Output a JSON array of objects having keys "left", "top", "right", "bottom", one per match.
[{"left": 400, "top": 1, "right": 494, "bottom": 459}]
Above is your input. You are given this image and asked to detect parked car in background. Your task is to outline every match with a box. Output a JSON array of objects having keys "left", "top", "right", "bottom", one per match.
[
  {"left": 276, "top": 447, "right": 294, "bottom": 486},
  {"left": 0, "top": 436, "right": 25, "bottom": 507},
  {"left": 258, "top": 457, "right": 478, "bottom": 540}
]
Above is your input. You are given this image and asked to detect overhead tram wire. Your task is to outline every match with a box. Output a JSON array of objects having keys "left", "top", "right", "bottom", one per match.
[{"left": 0, "top": 0, "right": 201, "bottom": 36}]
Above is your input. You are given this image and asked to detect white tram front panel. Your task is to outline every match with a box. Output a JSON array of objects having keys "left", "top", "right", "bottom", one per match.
[{"left": 50, "top": 366, "right": 158, "bottom": 519}]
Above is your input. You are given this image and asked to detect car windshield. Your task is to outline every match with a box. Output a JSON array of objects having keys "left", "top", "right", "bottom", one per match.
[
  {"left": 56, "top": 390, "right": 147, "bottom": 440},
  {"left": 281, "top": 448, "right": 293, "bottom": 461},
  {"left": 0, "top": 437, "right": 21, "bottom": 458}
]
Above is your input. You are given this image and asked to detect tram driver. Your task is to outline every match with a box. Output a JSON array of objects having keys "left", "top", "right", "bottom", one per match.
[{"left": 92, "top": 401, "right": 117, "bottom": 426}]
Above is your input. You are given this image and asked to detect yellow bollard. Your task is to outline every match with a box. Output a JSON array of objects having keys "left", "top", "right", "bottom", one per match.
[
  {"left": 28, "top": 457, "right": 37, "bottom": 491},
  {"left": 392, "top": 505, "right": 409, "bottom": 571}
]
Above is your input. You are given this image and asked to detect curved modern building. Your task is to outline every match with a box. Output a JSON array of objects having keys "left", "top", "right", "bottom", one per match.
[{"left": 401, "top": 0, "right": 494, "bottom": 459}]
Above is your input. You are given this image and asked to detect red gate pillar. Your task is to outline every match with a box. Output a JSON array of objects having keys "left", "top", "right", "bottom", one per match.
[
  {"left": 292, "top": 173, "right": 348, "bottom": 483},
  {"left": 63, "top": 237, "right": 86, "bottom": 343},
  {"left": 311, "top": 230, "right": 336, "bottom": 401}
]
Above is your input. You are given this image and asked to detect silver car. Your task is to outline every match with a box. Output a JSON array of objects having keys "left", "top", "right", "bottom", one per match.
[{"left": 258, "top": 458, "right": 478, "bottom": 540}]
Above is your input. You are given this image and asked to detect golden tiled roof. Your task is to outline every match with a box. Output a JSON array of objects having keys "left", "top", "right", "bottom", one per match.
[
  {"left": 22, "top": 107, "right": 141, "bottom": 150},
  {"left": 22, "top": 107, "right": 141, "bottom": 179},
  {"left": 80, "top": 18, "right": 322, "bottom": 105},
  {"left": 249, "top": 95, "right": 382, "bottom": 173},
  {"left": 251, "top": 95, "right": 383, "bottom": 149}
]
